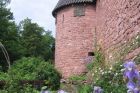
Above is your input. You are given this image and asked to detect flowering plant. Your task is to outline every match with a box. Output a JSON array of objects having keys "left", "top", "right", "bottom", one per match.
[
  {"left": 123, "top": 61, "right": 140, "bottom": 93},
  {"left": 93, "top": 86, "right": 103, "bottom": 93},
  {"left": 93, "top": 62, "right": 127, "bottom": 93}
]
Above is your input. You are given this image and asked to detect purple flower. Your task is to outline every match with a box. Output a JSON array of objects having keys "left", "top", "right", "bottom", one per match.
[
  {"left": 123, "top": 61, "right": 140, "bottom": 93},
  {"left": 127, "top": 81, "right": 136, "bottom": 90},
  {"left": 124, "top": 69, "right": 140, "bottom": 80},
  {"left": 127, "top": 89, "right": 133, "bottom": 93},
  {"left": 57, "top": 90, "right": 67, "bottom": 93},
  {"left": 134, "top": 88, "right": 140, "bottom": 93},
  {"left": 94, "top": 86, "right": 103, "bottom": 93},
  {"left": 123, "top": 61, "right": 136, "bottom": 70}
]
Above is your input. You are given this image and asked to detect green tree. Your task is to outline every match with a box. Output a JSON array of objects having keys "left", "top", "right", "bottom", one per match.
[
  {"left": 0, "top": 0, "right": 11, "bottom": 7},
  {"left": 0, "top": 1, "right": 55, "bottom": 71},
  {"left": 6, "top": 57, "right": 61, "bottom": 92},
  {"left": 39, "top": 30, "right": 55, "bottom": 61},
  {"left": 19, "top": 18, "right": 55, "bottom": 61},
  {"left": 0, "top": 0, "right": 22, "bottom": 71}
]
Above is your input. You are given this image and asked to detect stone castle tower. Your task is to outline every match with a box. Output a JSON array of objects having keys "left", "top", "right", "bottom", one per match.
[
  {"left": 52, "top": 0, "right": 96, "bottom": 78},
  {"left": 53, "top": 0, "right": 140, "bottom": 78}
]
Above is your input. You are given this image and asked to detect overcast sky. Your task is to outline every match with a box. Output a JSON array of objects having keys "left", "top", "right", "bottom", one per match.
[{"left": 9, "top": 0, "right": 58, "bottom": 37}]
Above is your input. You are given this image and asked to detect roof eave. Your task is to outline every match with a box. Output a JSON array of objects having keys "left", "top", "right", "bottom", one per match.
[{"left": 52, "top": 0, "right": 96, "bottom": 17}]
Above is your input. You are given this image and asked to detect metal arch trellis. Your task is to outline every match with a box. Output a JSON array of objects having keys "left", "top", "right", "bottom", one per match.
[{"left": 0, "top": 42, "right": 11, "bottom": 69}]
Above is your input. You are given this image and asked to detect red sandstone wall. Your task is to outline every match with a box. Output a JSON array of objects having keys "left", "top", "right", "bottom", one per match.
[
  {"left": 55, "top": 5, "right": 96, "bottom": 78},
  {"left": 96, "top": 0, "right": 140, "bottom": 64}
]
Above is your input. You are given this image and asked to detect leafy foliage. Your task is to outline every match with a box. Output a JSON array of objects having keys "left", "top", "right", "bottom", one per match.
[
  {"left": 69, "top": 75, "right": 86, "bottom": 84},
  {"left": 0, "top": 0, "right": 11, "bottom": 6},
  {"left": 86, "top": 50, "right": 127, "bottom": 93},
  {"left": 77, "top": 84, "right": 92, "bottom": 93},
  {"left": 19, "top": 84, "right": 39, "bottom": 93},
  {"left": 67, "top": 75, "right": 92, "bottom": 92},
  {"left": 0, "top": 1, "right": 55, "bottom": 71},
  {"left": 0, "top": 0, "right": 58, "bottom": 92},
  {"left": 19, "top": 18, "right": 55, "bottom": 61},
  {"left": 0, "top": 72, "right": 8, "bottom": 80},
  {"left": 87, "top": 50, "right": 105, "bottom": 71},
  {"left": 0, "top": 14, "right": 55, "bottom": 71},
  {"left": 7, "top": 57, "right": 61, "bottom": 90},
  {"left": 0, "top": 57, "right": 61, "bottom": 92},
  {"left": 0, "top": 0, "right": 22, "bottom": 71},
  {"left": 93, "top": 62, "right": 127, "bottom": 93}
]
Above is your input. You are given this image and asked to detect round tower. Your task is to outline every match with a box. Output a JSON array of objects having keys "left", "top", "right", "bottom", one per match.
[{"left": 52, "top": 0, "right": 96, "bottom": 78}]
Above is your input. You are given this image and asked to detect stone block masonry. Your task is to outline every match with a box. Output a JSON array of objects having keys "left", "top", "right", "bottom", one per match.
[
  {"left": 53, "top": 0, "right": 140, "bottom": 78},
  {"left": 55, "top": 5, "right": 96, "bottom": 78},
  {"left": 96, "top": 0, "right": 140, "bottom": 64}
]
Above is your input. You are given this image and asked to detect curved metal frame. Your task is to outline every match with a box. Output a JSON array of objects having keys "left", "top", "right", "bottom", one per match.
[{"left": 0, "top": 42, "right": 11, "bottom": 69}]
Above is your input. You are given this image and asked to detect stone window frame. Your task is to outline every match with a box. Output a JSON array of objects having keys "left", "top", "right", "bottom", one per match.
[{"left": 74, "top": 4, "right": 85, "bottom": 17}]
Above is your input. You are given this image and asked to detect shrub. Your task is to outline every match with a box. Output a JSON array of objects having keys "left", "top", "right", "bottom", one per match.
[
  {"left": 68, "top": 75, "right": 92, "bottom": 92},
  {"left": 2, "top": 57, "right": 61, "bottom": 92},
  {"left": 87, "top": 50, "right": 105, "bottom": 71},
  {"left": 36, "top": 61, "right": 61, "bottom": 90},
  {"left": 93, "top": 62, "right": 127, "bottom": 93},
  {"left": 87, "top": 50, "right": 127, "bottom": 93},
  {"left": 69, "top": 75, "right": 86, "bottom": 84},
  {"left": 77, "top": 84, "right": 92, "bottom": 93},
  {"left": 20, "top": 84, "right": 39, "bottom": 93},
  {"left": 0, "top": 72, "right": 8, "bottom": 81}
]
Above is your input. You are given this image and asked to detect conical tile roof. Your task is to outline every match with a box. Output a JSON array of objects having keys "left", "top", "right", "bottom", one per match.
[{"left": 52, "top": 0, "right": 96, "bottom": 17}]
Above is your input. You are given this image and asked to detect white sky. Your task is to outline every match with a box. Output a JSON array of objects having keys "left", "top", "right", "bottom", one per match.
[{"left": 9, "top": 0, "right": 58, "bottom": 37}]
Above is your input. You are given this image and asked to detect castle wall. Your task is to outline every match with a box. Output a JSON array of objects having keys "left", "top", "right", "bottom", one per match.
[
  {"left": 55, "top": 5, "right": 96, "bottom": 78},
  {"left": 96, "top": 0, "right": 140, "bottom": 64}
]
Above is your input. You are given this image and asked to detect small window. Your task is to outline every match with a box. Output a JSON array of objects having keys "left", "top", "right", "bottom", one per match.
[
  {"left": 88, "top": 52, "right": 95, "bottom": 56},
  {"left": 74, "top": 5, "right": 85, "bottom": 17},
  {"left": 62, "top": 14, "right": 64, "bottom": 23}
]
